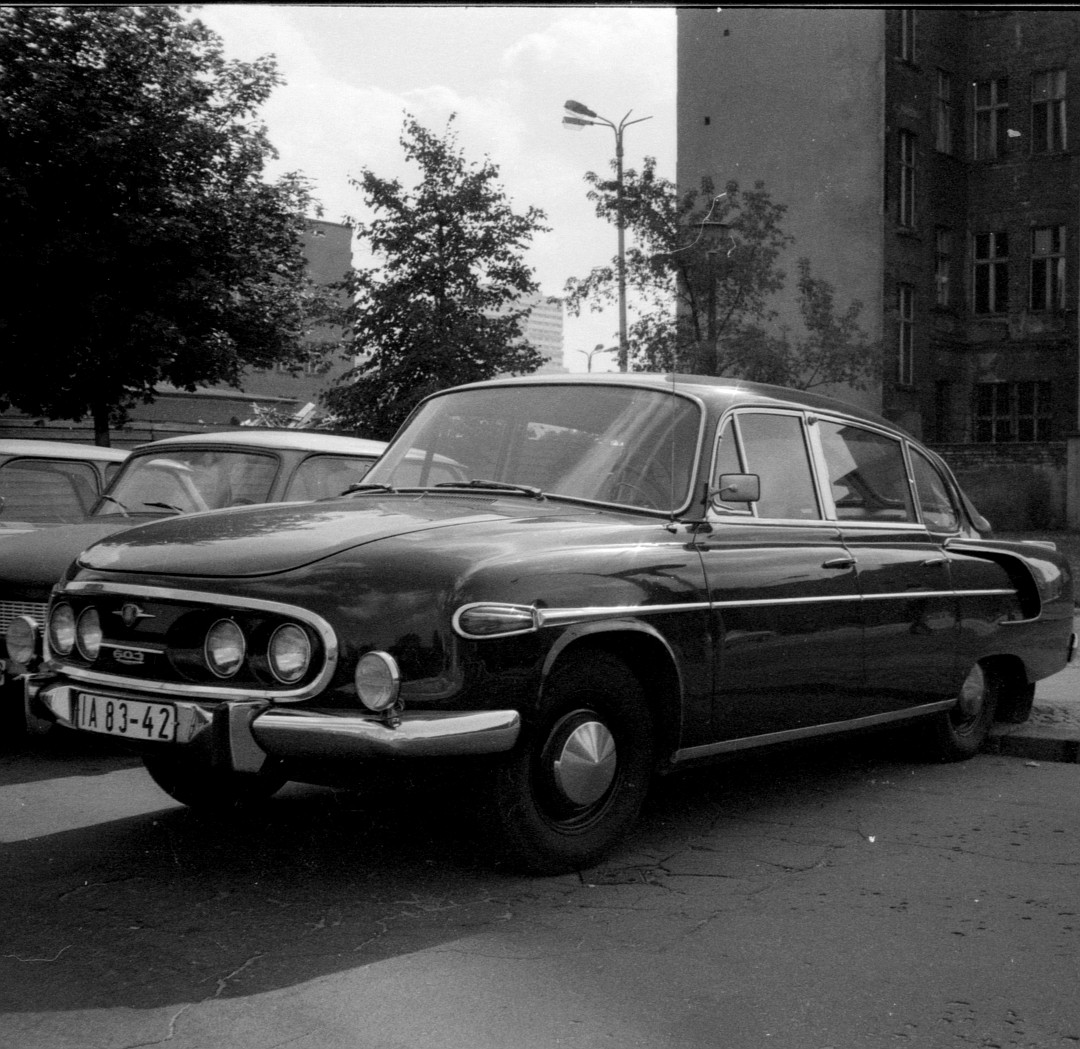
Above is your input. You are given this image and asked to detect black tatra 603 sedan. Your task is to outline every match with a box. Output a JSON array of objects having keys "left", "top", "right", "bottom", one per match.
[{"left": 24, "top": 375, "right": 1077, "bottom": 872}]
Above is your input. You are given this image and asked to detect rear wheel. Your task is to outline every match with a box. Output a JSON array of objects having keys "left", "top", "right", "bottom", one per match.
[
  {"left": 489, "top": 652, "right": 655, "bottom": 874},
  {"left": 928, "top": 662, "right": 998, "bottom": 761},
  {"left": 142, "top": 753, "right": 287, "bottom": 811}
]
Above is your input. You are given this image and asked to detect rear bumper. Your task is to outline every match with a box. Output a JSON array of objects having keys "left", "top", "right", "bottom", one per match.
[{"left": 29, "top": 679, "right": 521, "bottom": 771}]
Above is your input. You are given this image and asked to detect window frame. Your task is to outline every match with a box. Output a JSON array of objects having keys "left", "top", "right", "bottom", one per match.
[
  {"left": 898, "top": 129, "right": 916, "bottom": 228},
  {"left": 898, "top": 283, "right": 915, "bottom": 386},
  {"left": 899, "top": 9, "right": 916, "bottom": 64},
  {"left": 973, "top": 380, "right": 1053, "bottom": 443},
  {"left": 974, "top": 77, "right": 1009, "bottom": 160},
  {"left": 1029, "top": 225, "right": 1066, "bottom": 311},
  {"left": 1031, "top": 69, "right": 1066, "bottom": 154},
  {"left": 972, "top": 231, "right": 1009, "bottom": 315},
  {"left": 934, "top": 228, "right": 952, "bottom": 307},
  {"left": 935, "top": 70, "right": 953, "bottom": 153}
]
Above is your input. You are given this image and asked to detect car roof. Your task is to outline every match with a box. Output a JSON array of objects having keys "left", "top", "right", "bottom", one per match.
[
  {"left": 445, "top": 373, "right": 907, "bottom": 436},
  {"left": 0, "top": 439, "right": 129, "bottom": 462},
  {"left": 130, "top": 430, "right": 387, "bottom": 457}
]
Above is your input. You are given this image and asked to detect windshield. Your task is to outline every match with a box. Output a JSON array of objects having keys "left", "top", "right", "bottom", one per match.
[
  {"left": 366, "top": 384, "right": 702, "bottom": 512},
  {"left": 93, "top": 450, "right": 279, "bottom": 516}
]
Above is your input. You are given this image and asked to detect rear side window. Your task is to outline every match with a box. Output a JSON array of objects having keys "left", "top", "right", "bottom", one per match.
[
  {"left": 0, "top": 459, "right": 99, "bottom": 523},
  {"left": 736, "top": 413, "right": 821, "bottom": 520},
  {"left": 818, "top": 422, "right": 915, "bottom": 523}
]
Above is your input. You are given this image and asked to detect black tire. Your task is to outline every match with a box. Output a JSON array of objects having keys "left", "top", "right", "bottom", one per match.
[
  {"left": 142, "top": 753, "right": 287, "bottom": 811},
  {"left": 489, "top": 652, "right": 655, "bottom": 874},
  {"left": 928, "top": 662, "right": 999, "bottom": 761}
]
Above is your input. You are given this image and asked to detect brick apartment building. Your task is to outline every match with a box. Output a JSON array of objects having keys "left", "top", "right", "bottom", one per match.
[{"left": 679, "top": 7, "right": 1080, "bottom": 528}]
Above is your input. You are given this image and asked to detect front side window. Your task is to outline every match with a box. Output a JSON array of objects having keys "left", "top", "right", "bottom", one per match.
[
  {"left": 974, "top": 77, "right": 1008, "bottom": 159},
  {"left": 1032, "top": 70, "right": 1066, "bottom": 153},
  {"left": 368, "top": 384, "right": 702, "bottom": 513},
  {"left": 974, "top": 381, "right": 1053, "bottom": 443},
  {"left": 95, "top": 450, "right": 279, "bottom": 516},
  {"left": 818, "top": 422, "right": 916, "bottom": 524},
  {"left": 936, "top": 71, "right": 953, "bottom": 153},
  {"left": 1030, "top": 225, "right": 1065, "bottom": 311},
  {"left": 910, "top": 448, "right": 960, "bottom": 533},
  {"left": 899, "top": 130, "right": 916, "bottom": 227},
  {"left": 733, "top": 413, "right": 820, "bottom": 521},
  {"left": 282, "top": 455, "right": 376, "bottom": 502},
  {"left": 973, "top": 232, "right": 1009, "bottom": 314}
]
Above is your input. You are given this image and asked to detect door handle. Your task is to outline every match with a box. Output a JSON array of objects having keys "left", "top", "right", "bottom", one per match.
[
  {"left": 921, "top": 556, "right": 948, "bottom": 567},
  {"left": 822, "top": 556, "right": 857, "bottom": 570}
]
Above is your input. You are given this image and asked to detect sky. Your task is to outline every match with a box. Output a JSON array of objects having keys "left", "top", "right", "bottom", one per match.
[{"left": 192, "top": 4, "right": 677, "bottom": 373}]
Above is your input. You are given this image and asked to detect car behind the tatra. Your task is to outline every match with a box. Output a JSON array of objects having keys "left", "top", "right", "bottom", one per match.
[{"left": 24, "top": 375, "right": 1077, "bottom": 872}]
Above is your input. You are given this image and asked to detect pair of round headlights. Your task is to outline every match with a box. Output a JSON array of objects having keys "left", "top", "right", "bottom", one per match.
[{"left": 48, "top": 604, "right": 101, "bottom": 661}]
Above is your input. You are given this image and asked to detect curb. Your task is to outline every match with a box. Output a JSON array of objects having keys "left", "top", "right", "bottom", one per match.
[{"left": 986, "top": 702, "right": 1080, "bottom": 764}]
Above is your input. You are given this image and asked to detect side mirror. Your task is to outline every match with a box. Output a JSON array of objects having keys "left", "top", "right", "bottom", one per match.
[{"left": 712, "top": 473, "right": 760, "bottom": 506}]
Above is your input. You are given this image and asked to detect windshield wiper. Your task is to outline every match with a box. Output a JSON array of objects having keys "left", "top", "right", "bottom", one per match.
[
  {"left": 433, "top": 479, "right": 545, "bottom": 500},
  {"left": 143, "top": 501, "right": 185, "bottom": 514},
  {"left": 342, "top": 482, "right": 396, "bottom": 495}
]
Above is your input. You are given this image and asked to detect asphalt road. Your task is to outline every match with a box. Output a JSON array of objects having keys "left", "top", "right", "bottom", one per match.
[{"left": 1, "top": 730, "right": 1078, "bottom": 1049}]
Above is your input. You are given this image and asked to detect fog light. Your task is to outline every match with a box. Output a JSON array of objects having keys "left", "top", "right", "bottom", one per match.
[
  {"left": 268, "top": 623, "right": 311, "bottom": 684},
  {"left": 48, "top": 603, "right": 76, "bottom": 656},
  {"left": 76, "top": 607, "right": 102, "bottom": 660},
  {"left": 205, "top": 619, "right": 245, "bottom": 678},
  {"left": 5, "top": 615, "right": 40, "bottom": 667},
  {"left": 354, "top": 651, "right": 400, "bottom": 712}
]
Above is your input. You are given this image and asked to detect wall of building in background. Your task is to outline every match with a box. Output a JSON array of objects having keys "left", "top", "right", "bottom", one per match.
[{"left": 678, "top": 8, "right": 1080, "bottom": 527}]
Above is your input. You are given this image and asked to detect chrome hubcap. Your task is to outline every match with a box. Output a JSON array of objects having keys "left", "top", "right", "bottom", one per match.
[
  {"left": 552, "top": 719, "right": 617, "bottom": 807},
  {"left": 957, "top": 664, "right": 986, "bottom": 719}
]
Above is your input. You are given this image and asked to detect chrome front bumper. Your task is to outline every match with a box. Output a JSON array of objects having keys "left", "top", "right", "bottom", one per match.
[{"left": 30, "top": 680, "right": 521, "bottom": 772}]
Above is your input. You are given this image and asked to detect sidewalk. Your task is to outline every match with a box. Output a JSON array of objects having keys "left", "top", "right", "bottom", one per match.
[{"left": 987, "top": 613, "right": 1080, "bottom": 764}]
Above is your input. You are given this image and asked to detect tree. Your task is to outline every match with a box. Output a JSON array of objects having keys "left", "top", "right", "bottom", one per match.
[
  {"left": 0, "top": 6, "right": 341, "bottom": 444},
  {"left": 564, "top": 157, "right": 879, "bottom": 390},
  {"left": 323, "top": 114, "right": 549, "bottom": 440}
]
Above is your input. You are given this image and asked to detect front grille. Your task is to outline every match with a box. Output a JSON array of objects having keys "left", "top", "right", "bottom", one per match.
[{"left": 0, "top": 600, "right": 48, "bottom": 634}]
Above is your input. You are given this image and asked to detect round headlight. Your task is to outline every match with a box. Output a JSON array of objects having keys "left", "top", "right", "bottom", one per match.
[
  {"left": 354, "top": 651, "right": 400, "bottom": 712},
  {"left": 76, "top": 607, "right": 102, "bottom": 660},
  {"left": 5, "top": 615, "right": 40, "bottom": 667},
  {"left": 48, "top": 603, "right": 76, "bottom": 656},
  {"left": 205, "top": 619, "right": 245, "bottom": 678},
  {"left": 268, "top": 623, "right": 311, "bottom": 684}
]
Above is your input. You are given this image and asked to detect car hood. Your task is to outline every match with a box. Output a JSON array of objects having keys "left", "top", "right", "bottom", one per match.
[
  {"left": 77, "top": 495, "right": 611, "bottom": 578},
  {"left": 0, "top": 519, "right": 134, "bottom": 595}
]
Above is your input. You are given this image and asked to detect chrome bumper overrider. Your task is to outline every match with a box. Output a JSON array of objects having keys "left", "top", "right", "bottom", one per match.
[{"left": 30, "top": 680, "right": 521, "bottom": 770}]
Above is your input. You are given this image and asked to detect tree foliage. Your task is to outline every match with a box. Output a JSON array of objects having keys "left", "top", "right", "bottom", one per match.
[
  {"left": 323, "top": 114, "right": 549, "bottom": 440},
  {"left": 0, "top": 6, "right": 340, "bottom": 444},
  {"left": 564, "top": 157, "right": 879, "bottom": 390}
]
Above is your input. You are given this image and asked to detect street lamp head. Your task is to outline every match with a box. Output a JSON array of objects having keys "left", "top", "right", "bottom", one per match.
[
  {"left": 562, "top": 115, "right": 592, "bottom": 131},
  {"left": 564, "top": 99, "right": 598, "bottom": 119}
]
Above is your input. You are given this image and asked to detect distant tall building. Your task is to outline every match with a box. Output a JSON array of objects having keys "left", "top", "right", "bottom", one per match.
[
  {"left": 517, "top": 293, "right": 567, "bottom": 374},
  {"left": 679, "top": 7, "right": 1080, "bottom": 526}
]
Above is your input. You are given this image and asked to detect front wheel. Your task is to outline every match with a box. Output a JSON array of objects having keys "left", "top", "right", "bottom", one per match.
[
  {"left": 488, "top": 652, "right": 655, "bottom": 874},
  {"left": 143, "top": 753, "right": 287, "bottom": 812},
  {"left": 928, "top": 662, "right": 998, "bottom": 761}
]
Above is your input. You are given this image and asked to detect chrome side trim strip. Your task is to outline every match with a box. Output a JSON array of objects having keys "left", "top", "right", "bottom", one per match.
[
  {"left": 672, "top": 700, "right": 956, "bottom": 764},
  {"left": 50, "top": 581, "right": 338, "bottom": 704}
]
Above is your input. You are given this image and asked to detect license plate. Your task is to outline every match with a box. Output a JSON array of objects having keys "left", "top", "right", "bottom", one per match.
[{"left": 76, "top": 692, "right": 176, "bottom": 742}]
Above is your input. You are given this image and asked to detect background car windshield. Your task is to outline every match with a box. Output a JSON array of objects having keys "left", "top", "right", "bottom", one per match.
[
  {"left": 368, "top": 385, "right": 701, "bottom": 511},
  {"left": 94, "top": 450, "right": 278, "bottom": 515}
]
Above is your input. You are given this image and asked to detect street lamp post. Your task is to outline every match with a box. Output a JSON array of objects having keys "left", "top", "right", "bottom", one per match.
[
  {"left": 563, "top": 100, "right": 652, "bottom": 373},
  {"left": 577, "top": 343, "right": 617, "bottom": 373}
]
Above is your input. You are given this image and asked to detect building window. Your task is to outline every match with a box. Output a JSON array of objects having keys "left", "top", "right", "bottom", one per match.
[
  {"left": 935, "top": 229, "right": 952, "bottom": 306},
  {"left": 1032, "top": 70, "right": 1066, "bottom": 153},
  {"left": 935, "top": 71, "right": 953, "bottom": 153},
  {"left": 898, "top": 130, "right": 916, "bottom": 227},
  {"left": 899, "top": 9, "right": 915, "bottom": 63},
  {"left": 973, "top": 232, "right": 1009, "bottom": 314},
  {"left": 974, "top": 77, "right": 1008, "bottom": 159},
  {"left": 1030, "top": 226, "right": 1066, "bottom": 311},
  {"left": 898, "top": 284, "right": 914, "bottom": 386},
  {"left": 974, "top": 381, "right": 1052, "bottom": 442}
]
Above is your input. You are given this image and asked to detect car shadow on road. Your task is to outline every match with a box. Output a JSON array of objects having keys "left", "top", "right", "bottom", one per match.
[
  {"left": 0, "top": 728, "right": 938, "bottom": 1017},
  {"left": 0, "top": 728, "right": 141, "bottom": 787}
]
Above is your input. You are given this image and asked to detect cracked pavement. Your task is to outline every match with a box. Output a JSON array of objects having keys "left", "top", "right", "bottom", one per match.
[{"left": 1, "top": 731, "right": 1078, "bottom": 1049}]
